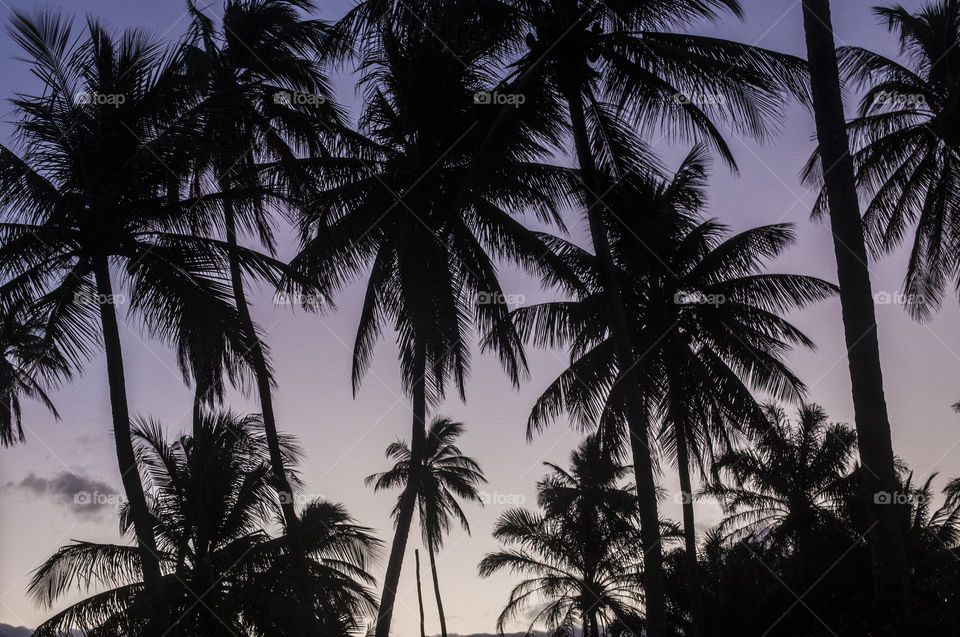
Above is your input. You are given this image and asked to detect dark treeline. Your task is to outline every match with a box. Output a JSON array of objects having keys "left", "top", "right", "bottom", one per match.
[{"left": 1, "top": 0, "right": 959, "bottom": 635}]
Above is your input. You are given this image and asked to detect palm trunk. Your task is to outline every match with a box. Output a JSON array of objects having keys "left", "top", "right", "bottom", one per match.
[
  {"left": 427, "top": 535, "right": 448, "bottom": 637},
  {"left": 563, "top": 85, "right": 667, "bottom": 637},
  {"left": 221, "top": 183, "right": 312, "bottom": 631},
  {"left": 800, "top": 1, "right": 910, "bottom": 630},
  {"left": 675, "top": 422, "right": 706, "bottom": 637},
  {"left": 192, "top": 382, "right": 204, "bottom": 440},
  {"left": 190, "top": 385, "right": 221, "bottom": 635},
  {"left": 222, "top": 186, "right": 300, "bottom": 534},
  {"left": 415, "top": 549, "right": 426, "bottom": 637},
  {"left": 93, "top": 257, "right": 168, "bottom": 636},
  {"left": 375, "top": 338, "right": 428, "bottom": 637}
]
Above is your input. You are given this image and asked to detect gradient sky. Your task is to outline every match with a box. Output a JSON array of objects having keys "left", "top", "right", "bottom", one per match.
[{"left": 1, "top": 0, "right": 956, "bottom": 635}]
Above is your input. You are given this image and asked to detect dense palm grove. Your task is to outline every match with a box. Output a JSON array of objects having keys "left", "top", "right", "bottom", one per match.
[{"left": 2, "top": 0, "right": 960, "bottom": 635}]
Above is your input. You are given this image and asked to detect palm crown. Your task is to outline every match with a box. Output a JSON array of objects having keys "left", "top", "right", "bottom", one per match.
[
  {"left": 707, "top": 404, "right": 858, "bottom": 545},
  {"left": 513, "top": 150, "right": 835, "bottom": 444},
  {"left": 0, "top": 301, "right": 71, "bottom": 446},
  {"left": 28, "top": 411, "right": 380, "bottom": 637},
  {"left": 294, "top": 4, "right": 573, "bottom": 402},
  {"left": 478, "top": 436, "right": 651, "bottom": 636},
  {"left": 805, "top": 0, "right": 960, "bottom": 318},
  {"left": 500, "top": 0, "right": 810, "bottom": 167},
  {"left": 367, "top": 417, "right": 487, "bottom": 549}
]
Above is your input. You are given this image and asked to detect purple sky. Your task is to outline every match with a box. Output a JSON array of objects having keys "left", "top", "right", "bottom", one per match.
[{"left": 2, "top": 0, "right": 957, "bottom": 635}]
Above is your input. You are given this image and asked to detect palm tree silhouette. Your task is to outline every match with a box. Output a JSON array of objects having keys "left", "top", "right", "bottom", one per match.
[
  {"left": 798, "top": 0, "right": 912, "bottom": 625},
  {"left": 294, "top": 6, "right": 569, "bottom": 634},
  {"left": 708, "top": 404, "right": 857, "bottom": 583},
  {"left": 489, "top": 4, "right": 810, "bottom": 631},
  {"left": 0, "top": 301, "right": 71, "bottom": 446},
  {"left": 479, "top": 435, "right": 656, "bottom": 637},
  {"left": 27, "top": 411, "right": 380, "bottom": 636},
  {"left": 805, "top": 0, "right": 960, "bottom": 320},
  {"left": 512, "top": 150, "right": 834, "bottom": 635},
  {"left": 0, "top": 14, "right": 270, "bottom": 630},
  {"left": 811, "top": 0, "right": 960, "bottom": 452},
  {"left": 180, "top": 0, "right": 342, "bottom": 588},
  {"left": 367, "top": 417, "right": 486, "bottom": 637}
]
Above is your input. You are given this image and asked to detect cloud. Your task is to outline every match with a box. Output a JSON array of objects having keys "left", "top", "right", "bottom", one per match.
[{"left": 1, "top": 471, "right": 120, "bottom": 519}]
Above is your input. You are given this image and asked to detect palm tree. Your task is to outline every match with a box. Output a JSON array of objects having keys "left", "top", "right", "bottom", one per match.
[
  {"left": 0, "top": 14, "right": 269, "bottom": 630},
  {"left": 294, "top": 6, "right": 570, "bottom": 634},
  {"left": 0, "top": 300, "right": 72, "bottom": 446},
  {"left": 478, "top": 436, "right": 652, "bottom": 637},
  {"left": 366, "top": 417, "right": 487, "bottom": 637},
  {"left": 901, "top": 472, "right": 960, "bottom": 631},
  {"left": 903, "top": 472, "right": 960, "bottom": 554},
  {"left": 0, "top": 12, "right": 288, "bottom": 631},
  {"left": 27, "top": 411, "right": 380, "bottom": 636},
  {"left": 804, "top": 0, "right": 960, "bottom": 320},
  {"left": 511, "top": 150, "right": 835, "bottom": 637},
  {"left": 707, "top": 404, "right": 857, "bottom": 586},
  {"left": 485, "top": 5, "right": 812, "bottom": 631},
  {"left": 181, "top": 0, "right": 341, "bottom": 568},
  {"left": 414, "top": 549, "right": 426, "bottom": 637},
  {"left": 798, "top": 0, "right": 911, "bottom": 624}
]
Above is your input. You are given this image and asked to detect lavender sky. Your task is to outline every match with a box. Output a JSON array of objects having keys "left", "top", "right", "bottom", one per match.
[{"left": 1, "top": 0, "right": 957, "bottom": 635}]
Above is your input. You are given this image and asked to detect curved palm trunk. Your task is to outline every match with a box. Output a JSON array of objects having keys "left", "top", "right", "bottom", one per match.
[
  {"left": 221, "top": 190, "right": 312, "bottom": 632},
  {"left": 427, "top": 536, "right": 448, "bottom": 637},
  {"left": 375, "top": 338, "right": 428, "bottom": 637},
  {"left": 563, "top": 86, "right": 667, "bottom": 637},
  {"left": 222, "top": 190, "right": 301, "bottom": 535},
  {"left": 93, "top": 257, "right": 168, "bottom": 636},
  {"left": 192, "top": 381, "right": 205, "bottom": 440},
  {"left": 799, "top": 1, "right": 911, "bottom": 630},
  {"left": 189, "top": 386, "right": 224, "bottom": 636},
  {"left": 415, "top": 549, "right": 426, "bottom": 637},
  {"left": 674, "top": 423, "right": 706, "bottom": 637}
]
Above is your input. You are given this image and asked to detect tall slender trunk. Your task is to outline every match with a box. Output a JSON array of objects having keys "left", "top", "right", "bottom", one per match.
[
  {"left": 415, "top": 549, "right": 426, "bottom": 637},
  {"left": 427, "top": 535, "right": 448, "bottom": 637},
  {"left": 799, "top": 1, "right": 910, "bottom": 631},
  {"left": 221, "top": 182, "right": 312, "bottom": 632},
  {"left": 192, "top": 382, "right": 204, "bottom": 440},
  {"left": 190, "top": 385, "right": 223, "bottom": 635},
  {"left": 93, "top": 257, "right": 168, "bottom": 637},
  {"left": 375, "top": 338, "right": 428, "bottom": 637},
  {"left": 563, "top": 86, "right": 667, "bottom": 637},
  {"left": 221, "top": 184, "right": 300, "bottom": 534},
  {"left": 674, "top": 422, "right": 706, "bottom": 637}
]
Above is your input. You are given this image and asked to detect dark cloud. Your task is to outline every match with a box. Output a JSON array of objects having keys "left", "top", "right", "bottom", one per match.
[{"left": 1, "top": 471, "right": 120, "bottom": 519}]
